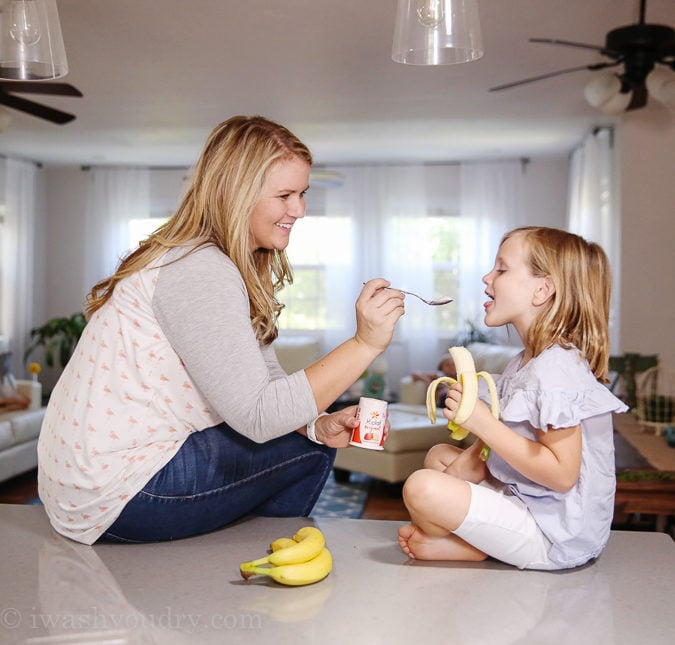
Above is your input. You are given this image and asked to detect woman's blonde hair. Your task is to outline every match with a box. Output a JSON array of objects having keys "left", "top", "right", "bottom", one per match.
[
  {"left": 85, "top": 115, "right": 312, "bottom": 344},
  {"left": 502, "top": 226, "right": 612, "bottom": 382}
]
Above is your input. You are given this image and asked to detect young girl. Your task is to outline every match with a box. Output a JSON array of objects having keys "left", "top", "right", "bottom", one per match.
[{"left": 398, "top": 226, "right": 628, "bottom": 570}]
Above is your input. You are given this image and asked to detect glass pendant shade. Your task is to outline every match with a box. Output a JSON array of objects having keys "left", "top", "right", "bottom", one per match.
[
  {"left": 0, "top": 0, "right": 68, "bottom": 80},
  {"left": 392, "top": 0, "right": 483, "bottom": 65}
]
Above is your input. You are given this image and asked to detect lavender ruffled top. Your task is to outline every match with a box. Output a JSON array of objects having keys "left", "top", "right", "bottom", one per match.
[{"left": 485, "top": 344, "right": 628, "bottom": 569}]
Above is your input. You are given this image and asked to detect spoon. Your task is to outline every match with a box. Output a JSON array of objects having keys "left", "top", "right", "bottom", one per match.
[
  {"left": 392, "top": 288, "right": 453, "bottom": 306},
  {"left": 365, "top": 283, "right": 453, "bottom": 306}
]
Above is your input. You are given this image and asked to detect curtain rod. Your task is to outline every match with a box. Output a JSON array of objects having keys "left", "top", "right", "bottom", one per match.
[
  {"left": 0, "top": 153, "right": 42, "bottom": 168},
  {"left": 314, "top": 157, "right": 530, "bottom": 169},
  {"left": 80, "top": 165, "right": 190, "bottom": 171}
]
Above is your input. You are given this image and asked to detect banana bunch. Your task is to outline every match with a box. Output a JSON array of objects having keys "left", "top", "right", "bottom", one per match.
[
  {"left": 239, "top": 526, "right": 332, "bottom": 586},
  {"left": 426, "top": 345, "right": 500, "bottom": 461}
]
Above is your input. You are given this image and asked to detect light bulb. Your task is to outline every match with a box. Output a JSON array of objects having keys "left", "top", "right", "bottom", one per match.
[
  {"left": 416, "top": 0, "right": 445, "bottom": 28},
  {"left": 599, "top": 89, "right": 632, "bottom": 115},
  {"left": 9, "top": 0, "right": 42, "bottom": 46},
  {"left": 584, "top": 73, "right": 632, "bottom": 114},
  {"left": 584, "top": 74, "right": 622, "bottom": 108},
  {"left": 646, "top": 67, "right": 675, "bottom": 109}
]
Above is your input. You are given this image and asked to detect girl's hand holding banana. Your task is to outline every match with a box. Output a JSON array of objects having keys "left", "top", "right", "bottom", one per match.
[{"left": 426, "top": 346, "right": 500, "bottom": 461}]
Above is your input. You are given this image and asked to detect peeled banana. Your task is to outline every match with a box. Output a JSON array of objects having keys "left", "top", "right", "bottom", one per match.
[
  {"left": 240, "top": 526, "right": 333, "bottom": 587},
  {"left": 426, "top": 345, "right": 500, "bottom": 460}
]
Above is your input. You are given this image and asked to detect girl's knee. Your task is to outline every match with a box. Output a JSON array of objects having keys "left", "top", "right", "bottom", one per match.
[
  {"left": 403, "top": 469, "right": 439, "bottom": 508},
  {"left": 423, "top": 443, "right": 460, "bottom": 470},
  {"left": 403, "top": 468, "right": 471, "bottom": 521}
]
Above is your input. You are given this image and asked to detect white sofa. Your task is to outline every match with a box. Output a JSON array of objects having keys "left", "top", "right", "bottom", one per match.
[
  {"left": 274, "top": 336, "right": 322, "bottom": 374},
  {"left": 398, "top": 342, "right": 522, "bottom": 406},
  {"left": 0, "top": 380, "right": 45, "bottom": 484}
]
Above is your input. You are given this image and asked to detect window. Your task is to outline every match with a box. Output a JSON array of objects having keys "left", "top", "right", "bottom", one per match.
[
  {"left": 280, "top": 216, "right": 352, "bottom": 330},
  {"left": 280, "top": 213, "right": 463, "bottom": 336},
  {"left": 278, "top": 164, "right": 467, "bottom": 339},
  {"left": 128, "top": 217, "right": 168, "bottom": 249},
  {"left": 428, "top": 215, "right": 462, "bottom": 332}
]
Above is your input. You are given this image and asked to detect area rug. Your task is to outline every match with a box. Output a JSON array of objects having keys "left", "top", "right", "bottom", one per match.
[{"left": 310, "top": 471, "right": 371, "bottom": 519}]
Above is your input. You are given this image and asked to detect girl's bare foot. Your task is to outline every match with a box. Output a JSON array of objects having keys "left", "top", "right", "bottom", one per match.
[
  {"left": 398, "top": 523, "right": 454, "bottom": 560},
  {"left": 398, "top": 523, "right": 487, "bottom": 562}
]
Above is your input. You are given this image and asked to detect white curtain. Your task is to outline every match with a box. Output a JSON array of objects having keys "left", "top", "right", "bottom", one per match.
[
  {"left": 1, "top": 158, "right": 40, "bottom": 378},
  {"left": 567, "top": 127, "right": 620, "bottom": 352},
  {"left": 323, "top": 164, "right": 437, "bottom": 386},
  {"left": 83, "top": 168, "right": 150, "bottom": 299},
  {"left": 459, "top": 160, "right": 524, "bottom": 342}
]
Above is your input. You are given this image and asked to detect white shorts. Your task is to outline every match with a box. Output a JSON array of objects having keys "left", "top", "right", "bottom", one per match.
[{"left": 453, "top": 480, "right": 558, "bottom": 570}]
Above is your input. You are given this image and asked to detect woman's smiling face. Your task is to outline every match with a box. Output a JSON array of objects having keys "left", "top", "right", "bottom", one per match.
[{"left": 249, "top": 155, "right": 310, "bottom": 251}]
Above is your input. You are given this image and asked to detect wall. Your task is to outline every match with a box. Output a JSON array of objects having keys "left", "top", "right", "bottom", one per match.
[{"left": 618, "top": 113, "right": 675, "bottom": 371}]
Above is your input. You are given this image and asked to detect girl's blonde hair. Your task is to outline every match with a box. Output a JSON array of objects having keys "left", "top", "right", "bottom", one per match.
[
  {"left": 85, "top": 115, "right": 312, "bottom": 344},
  {"left": 503, "top": 226, "right": 612, "bottom": 382}
]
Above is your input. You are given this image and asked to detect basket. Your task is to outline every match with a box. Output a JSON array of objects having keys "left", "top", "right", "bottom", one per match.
[{"left": 636, "top": 365, "right": 675, "bottom": 435}]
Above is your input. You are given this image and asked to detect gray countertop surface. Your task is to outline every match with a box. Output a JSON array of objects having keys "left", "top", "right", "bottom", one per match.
[{"left": 1, "top": 504, "right": 674, "bottom": 644}]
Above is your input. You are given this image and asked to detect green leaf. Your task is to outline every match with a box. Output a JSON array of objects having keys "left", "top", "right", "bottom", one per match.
[{"left": 24, "top": 312, "right": 87, "bottom": 368}]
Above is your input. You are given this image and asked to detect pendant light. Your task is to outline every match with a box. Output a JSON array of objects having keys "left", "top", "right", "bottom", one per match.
[
  {"left": 0, "top": 0, "right": 68, "bottom": 80},
  {"left": 392, "top": 0, "right": 483, "bottom": 65}
]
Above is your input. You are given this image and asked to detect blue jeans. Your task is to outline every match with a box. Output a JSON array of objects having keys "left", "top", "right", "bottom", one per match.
[{"left": 100, "top": 423, "right": 335, "bottom": 543}]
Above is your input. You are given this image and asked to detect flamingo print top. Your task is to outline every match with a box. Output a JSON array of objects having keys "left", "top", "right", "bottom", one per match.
[{"left": 37, "top": 244, "right": 318, "bottom": 544}]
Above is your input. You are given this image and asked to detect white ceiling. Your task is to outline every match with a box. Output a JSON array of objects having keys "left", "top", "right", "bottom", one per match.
[{"left": 0, "top": 0, "right": 673, "bottom": 167}]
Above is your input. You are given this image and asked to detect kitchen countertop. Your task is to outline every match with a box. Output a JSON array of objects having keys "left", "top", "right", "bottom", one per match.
[{"left": 1, "top": 504, "right": 673, "bottom": 644}]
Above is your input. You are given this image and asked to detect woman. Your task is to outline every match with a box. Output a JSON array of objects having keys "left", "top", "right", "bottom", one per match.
[{"left": 38, "top": 115, "right": 405, "bottom": 544}]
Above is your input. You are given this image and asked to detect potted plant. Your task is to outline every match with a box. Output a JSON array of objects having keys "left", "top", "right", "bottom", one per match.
[{"left": 24, "top": 312, "right": 87, "bottom": 369}]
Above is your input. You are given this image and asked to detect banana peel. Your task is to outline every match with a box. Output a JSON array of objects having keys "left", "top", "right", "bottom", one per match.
[{"left": 426, "top": 346, "right": 500, "bottom": 461}]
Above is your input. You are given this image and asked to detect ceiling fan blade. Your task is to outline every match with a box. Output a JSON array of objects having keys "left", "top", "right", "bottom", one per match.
[
  {"left": 489, "top": 62, "right": 619, "bottom": 92},
  {"left": 529, "top": 38, "right": 607, "bottom": 53},
  {"left": 0, "top": 81, "right": 82, "bottom": 97},
  {"left": 0, "top": 92, "right": 76, "bottom": 124}
]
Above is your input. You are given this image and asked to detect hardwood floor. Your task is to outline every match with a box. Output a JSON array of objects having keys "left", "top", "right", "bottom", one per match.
[
  {"left": 361, "top": 480, "right": 410, "bottom": 521},
  {"left": 0, "top": 468, "right": 38, "bottom": 504}
]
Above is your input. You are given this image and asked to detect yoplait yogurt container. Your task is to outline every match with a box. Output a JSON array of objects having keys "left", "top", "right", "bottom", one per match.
[{"left": 349, "top": 397, "right": 388, "bottom": 450}]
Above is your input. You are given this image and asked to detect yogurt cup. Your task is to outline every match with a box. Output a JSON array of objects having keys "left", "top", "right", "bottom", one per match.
[{"left": 349, "top": 397, "right": 388, "bottom": 450}]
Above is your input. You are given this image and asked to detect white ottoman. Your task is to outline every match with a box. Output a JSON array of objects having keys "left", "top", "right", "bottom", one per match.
[{"left": 333, "top": 403, "right": 465, "bottom": 484}]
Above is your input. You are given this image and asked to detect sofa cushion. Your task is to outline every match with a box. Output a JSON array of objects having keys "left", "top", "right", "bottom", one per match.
[
  {"left": 9, "top": 408, "right": 45, "bottom": 444},
  {"left": 274, "top": 336, "right": 322, "bottom": 374},
  {"left": 466, "top": 342, "right": 522, "bottom": 374},
  {"left": 382, "top": 404, "right": 461, "bottom": 452},
  {"left": 0, "top": 420, "right": 13, "bottom": 451}
]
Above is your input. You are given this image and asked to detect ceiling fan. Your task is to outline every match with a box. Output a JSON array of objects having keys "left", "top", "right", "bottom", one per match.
[
  {"left": 0, "top": 81, "right": 82, "bottom": 124},
  {"left": 489, "top": 0, "right": 675, "bottom": 112}
]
